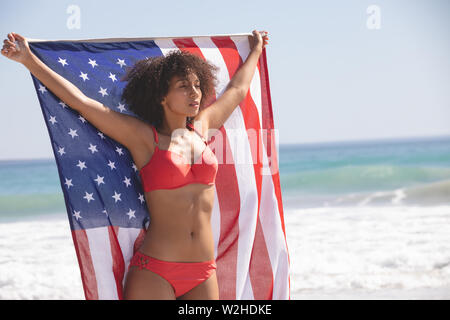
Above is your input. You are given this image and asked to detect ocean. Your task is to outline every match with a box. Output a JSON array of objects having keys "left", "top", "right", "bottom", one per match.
[{"left": 1, "top": 135, "right": 449, "bottom": 299}]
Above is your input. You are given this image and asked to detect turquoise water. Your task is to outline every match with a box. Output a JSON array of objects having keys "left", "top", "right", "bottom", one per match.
[
  {"left": 0, "top": 159, "right": 65, "bottom": 220},
  {"left": 1, "top": 135, "right": 449, "bottom": 221},
  {"left": 279, "top": 135, "right": 450, "bottom": 207}
]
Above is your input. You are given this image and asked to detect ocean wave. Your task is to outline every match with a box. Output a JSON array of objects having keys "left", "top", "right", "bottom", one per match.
[
  {"left": 337, "top": 179, "right": 450, "bottom": 207},
  {"left": 285, "top": 205, "right": 450, "bottom": 297},
  {"left": 280, "top": 165, "right": 450, "bottom": 195},
  {"left": 283, "top": 179, "right": 450, "bottom": 208}
]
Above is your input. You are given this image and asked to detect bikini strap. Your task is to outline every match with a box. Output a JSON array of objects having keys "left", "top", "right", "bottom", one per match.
[{"left": 151, "top": 125, "right": 159, "bottom": 145}]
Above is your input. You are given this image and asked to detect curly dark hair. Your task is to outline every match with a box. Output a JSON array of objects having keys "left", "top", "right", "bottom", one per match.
[{"left": 121, "top": 50, "right": 218, "bottom": 129}]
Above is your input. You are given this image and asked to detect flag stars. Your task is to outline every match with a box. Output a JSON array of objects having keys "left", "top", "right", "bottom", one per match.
[
  {"left": 94, "top": 175, "right": 105, "bottom": 186},
  {"left": 112, "top": 191, "right": 122, "bottom": 203},
  {"left": 116, "top": 58, "right": 126, "bottom": 68},
  {"left": 88, "top": 143, "right": 98, "bottom": 154},
  {"left": 83, "top": 191, "right": 95, "bottom": 203},
  {"left": 107, "top": 160, "right": 116, "bottom": 170},
  {"left": 59, "top": 101, "right": 68, "bottom": 109},
  {"left": 68, "top": 128, "right": 79, "bottom": 138},
  {"left": 58, "top": 57, "right": 68, "bottom": 67},
  {"left": 57, "top": 147, "right": 66, "bottom": 156},
  {"left": 88, "top": 58, "right": 98, "bottom": 68},
  {"left": 38, "top": 84, "right": 47, "bottom": 94},
  {"left": 79, "top": 71, "right": 89, "bottom": 81},
  {"left": 99, "top": 87, "right": 108, "bottom": 97},
  {"left": 78, "top": 115, "right": 87, "bottom": 123},
  {"left": 115, "top": 147, "right": 124, "bottom": 155},
  {"left": 64, "top": 178, "right": 73, "bottom": 189},
  {"left": 117, "top": 103, "right": 126, "bottom": 113},
  {"left": 76, "top": 160, "right": 87, "bottom": 171},
  {"left": 138, "top": 193, "right": 145, "bottom": 204},
  {"left": 123, "top": 176, "right": 131, "bottom": 187},
  {"left": 126, "top": 208, "right": 136, "bottom": 220},
  {"left": 73, "top": 210, "right": 82, "bottom": 220},
  {"left": 108, "top": 72, "right": 117, "bottom": 82},
  {"left": 98, "top": 132, "right": 105, "bottom": 139},
  {"left": 49, "top": 115, "right": 57, "bottom": 125}
]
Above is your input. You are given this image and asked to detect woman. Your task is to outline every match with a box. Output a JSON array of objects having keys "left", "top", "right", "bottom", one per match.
[{"left": 1, "top": 30, "right": 269, "bottom": 300}]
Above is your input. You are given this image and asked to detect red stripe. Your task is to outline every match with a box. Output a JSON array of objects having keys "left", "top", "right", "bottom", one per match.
[
  {"left": 214, "top": 126, "right": 240, "bottom": 300},
  {"left": 212, "top": 36, "right": 274, "bottom": 299},
  {"left": 108, "top": 226, "right": 125, "bottom": 300},
  {"left": 259, "top": 50, "right": 285, "bottom": 234},
  {"left": 71, "top": 229, "right": 98, "bottom": 300},
  {"left": 172, "top": 38, "right": 204, "bottom": 57},
  {"left": 259, "top": 48, "right": 291, "bottom": 299}
]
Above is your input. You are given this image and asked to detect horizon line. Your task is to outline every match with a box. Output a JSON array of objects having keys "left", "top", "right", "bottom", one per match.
[{"left": 1, "top": 133, "right": 449, "bottom": 162}]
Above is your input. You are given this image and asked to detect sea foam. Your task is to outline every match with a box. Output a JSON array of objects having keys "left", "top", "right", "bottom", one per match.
[
  {"left": 2, "top": 206, "right": 450, "bottom": 299},
  {"left": 285, "top": 205, "right": 450, "bottom": 299}
]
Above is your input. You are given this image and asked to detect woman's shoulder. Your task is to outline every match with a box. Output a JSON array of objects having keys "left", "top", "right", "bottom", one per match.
[{"left": 129, "top": 121, "right": 157, "bottom": 171}]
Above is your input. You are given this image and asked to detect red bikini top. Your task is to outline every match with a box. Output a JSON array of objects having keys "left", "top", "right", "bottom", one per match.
[{"left": 139, "top": 123, "right": 218, "bottom": 192}]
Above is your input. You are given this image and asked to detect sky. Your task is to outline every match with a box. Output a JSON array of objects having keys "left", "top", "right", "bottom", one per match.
[{"left": 0, "top": 0, "right": 449, "bottom": 160}]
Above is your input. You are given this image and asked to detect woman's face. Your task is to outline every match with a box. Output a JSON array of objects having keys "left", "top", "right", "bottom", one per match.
[{"left": 161, "top": 72, "right": 202, "bottom": 118}]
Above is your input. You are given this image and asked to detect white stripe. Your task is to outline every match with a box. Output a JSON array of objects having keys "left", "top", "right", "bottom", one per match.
[
  {"left": 242, "top": 274, "right": 255, "bottom": 299},
  {"left": 231, "top": 36, "right": 263, "bottom": 127},
  {"left": 85, "top": 227, "right": 118, "bottom": 300},
  {"left": 195, "top": 37, "right": 259, "bottom": 300},
  {"left": 117, "top": 227, "right": 142, "bottom": 287},
  {"left": 192, "top": 37, "right": 229, "bottom": 95},
  {"left": 153, "top": 38, "right": 180, "bottom": 56}
]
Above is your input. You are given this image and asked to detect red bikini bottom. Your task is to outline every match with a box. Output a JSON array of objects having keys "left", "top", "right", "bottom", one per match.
[{"left": 128, "top": 251, "right": 217, "bottom": 298}]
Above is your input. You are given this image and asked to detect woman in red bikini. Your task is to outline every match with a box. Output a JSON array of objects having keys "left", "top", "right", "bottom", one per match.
[{"left": 2, "top": 30, "right": 268, "bottom": 300}]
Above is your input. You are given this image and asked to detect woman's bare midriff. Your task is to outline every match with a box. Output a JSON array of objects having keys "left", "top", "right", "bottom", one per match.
[{"left": 139, "top": 183, "right": 216, "bottom": 263}]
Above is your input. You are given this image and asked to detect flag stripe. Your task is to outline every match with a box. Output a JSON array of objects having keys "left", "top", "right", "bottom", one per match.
[
  {"left": 85, "top": 227, "right": 118, "bottom": 299},
  {"left": 71, "top": 229, "right": 98, "bottom": 300},
  {"left": 108, "top": 226, "right": 125, "bottom": 300},
  {"left": 259, "top": 172, "right": 291, "bottom": 299},
  {"left": 259, "top": 50, "right": 285, "bottom": 234}
]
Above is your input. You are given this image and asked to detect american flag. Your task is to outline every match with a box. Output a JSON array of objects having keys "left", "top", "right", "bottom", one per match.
[{"left": 28, "top": 34, "right": 290, "bottom": 300}]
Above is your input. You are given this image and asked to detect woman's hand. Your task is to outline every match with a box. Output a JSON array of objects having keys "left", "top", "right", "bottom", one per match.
[
  {"left": 1, "top": 32, "right": 32, "bottom": 64},
  {"left": 249, "top": 30, "right": 269, "bottom": 53}
]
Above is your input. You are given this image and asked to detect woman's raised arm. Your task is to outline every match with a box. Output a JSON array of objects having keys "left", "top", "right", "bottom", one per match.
[
  {"left": 1, "top": 32, "right": 150, "bottom": 152},
  {"left": 196, "top": 30, "right": 269, "bottom": 132}
]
